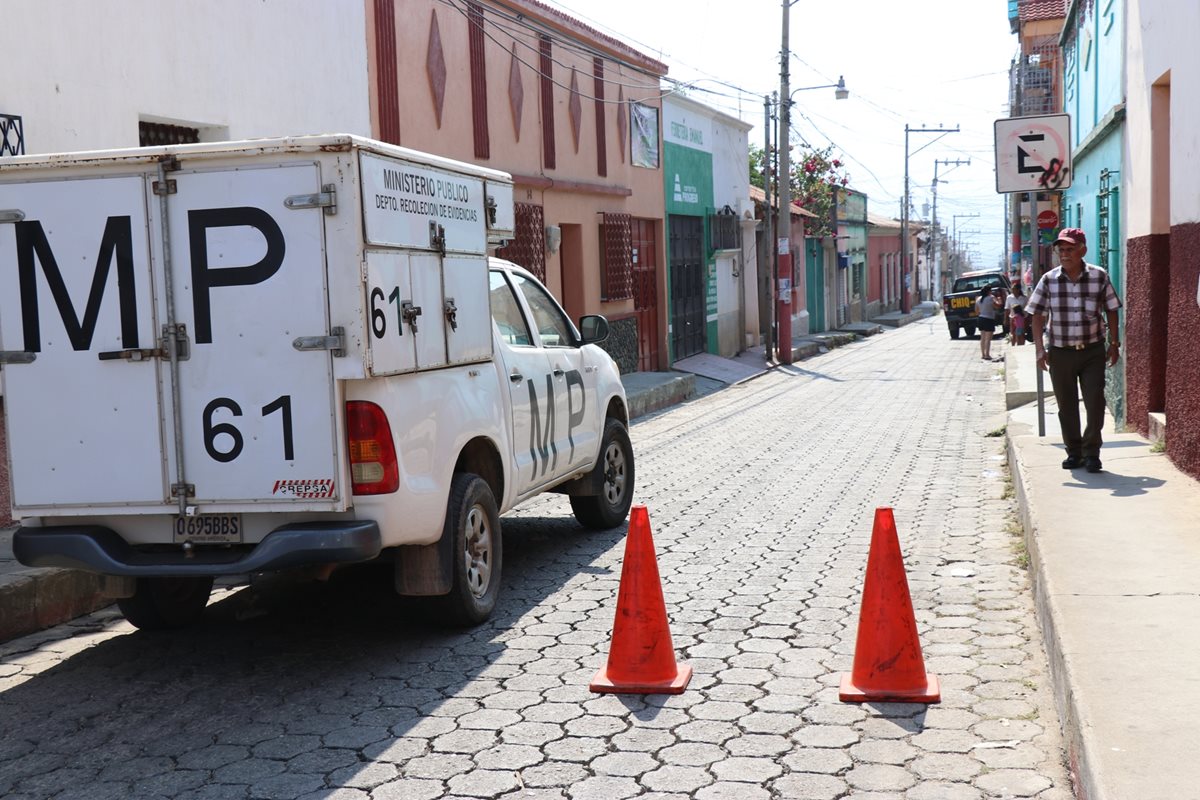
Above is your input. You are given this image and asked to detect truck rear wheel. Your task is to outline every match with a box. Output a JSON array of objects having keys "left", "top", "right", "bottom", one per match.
[
  {"left": 434, "top": 472, "right": 502, "bottom": 626},
  {"left": 949, "top": 324, "right": 961, "bottom": 340},
  {"left": 570, "top": 419, "right": 635, "bottom": 530},
  {"left": 117, "top": 576, "right": 214, "bottom": 630}
]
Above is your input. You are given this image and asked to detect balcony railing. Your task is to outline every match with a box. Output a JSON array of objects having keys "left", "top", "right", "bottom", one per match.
[
  {"left": 1009, "top": 36, "right": 1062, "bottom": 116},
  {"left": 1, "top": 113, "right": 24, "bottom": 156}
]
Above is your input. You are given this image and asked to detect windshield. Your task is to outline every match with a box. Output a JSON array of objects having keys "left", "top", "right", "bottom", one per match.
[{"left": 953, "top": 275, "right": 1005, "bottom": 293}]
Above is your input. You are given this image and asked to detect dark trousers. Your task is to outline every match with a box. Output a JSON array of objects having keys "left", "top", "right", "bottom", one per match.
[{"left": 1047, "top": 342, "right": 1107, "bottom": 458}]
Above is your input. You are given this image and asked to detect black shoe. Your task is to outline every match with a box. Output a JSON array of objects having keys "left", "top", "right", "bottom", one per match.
[
  {"left": 1085, "top": 457, "right": 1103, "bottom": 473},
  {"left": 1062, "top": 456, "right": 1084, "bottom": 469}
]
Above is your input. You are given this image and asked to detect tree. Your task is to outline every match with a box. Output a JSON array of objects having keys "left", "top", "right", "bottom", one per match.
[{"left": 749, "top": 144, "right": 771, "bottom": 190}]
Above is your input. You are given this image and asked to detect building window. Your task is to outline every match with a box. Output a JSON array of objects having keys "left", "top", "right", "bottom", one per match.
[
  {"left": 709, "top": 208, "right": 738, "bottom": 251},
  {"left": 496, "top": 202, "right": 547, "bottom": 282},
  {"left": 600, "top": 212, "right": 633, "bottom": 301},
  {"left": 139, "top": 122, "right": 199, "bottom": 147}
]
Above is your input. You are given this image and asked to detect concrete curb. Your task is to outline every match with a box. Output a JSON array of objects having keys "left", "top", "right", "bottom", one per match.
[
  {"left": 625, "top": 372, "right": 696, "bottom": 421},
  {"left": 1006, "top": 437, "right": 1102, "bottom": 800},
  {"left": 0, "top": 530, "right": 112, "bottom": 644}
]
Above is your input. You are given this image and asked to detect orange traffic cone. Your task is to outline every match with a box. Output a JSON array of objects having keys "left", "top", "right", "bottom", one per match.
[
  {"left": 590, "top": 505, "right": 692, "bottom": 695},
  {"left": 840, "top": 507, "right": 941, "bottom": 704}
]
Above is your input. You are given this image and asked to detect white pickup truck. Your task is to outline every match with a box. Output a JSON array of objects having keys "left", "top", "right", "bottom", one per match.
[{"left": 0, "top": 135, "right": 634, "bottom": 629}]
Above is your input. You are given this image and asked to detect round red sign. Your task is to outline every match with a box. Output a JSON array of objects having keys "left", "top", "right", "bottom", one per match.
[{"left": 1037, "top": 209, "right": 1059, "bottom": 229}]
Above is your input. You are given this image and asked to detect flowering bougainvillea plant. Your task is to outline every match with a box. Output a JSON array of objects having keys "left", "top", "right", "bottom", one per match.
[
  {"left": 792, "top": 145, "right": 850, "bottom": 239},
  {"left": 749, "top": 143, "right": 850, "bottom": 239}
]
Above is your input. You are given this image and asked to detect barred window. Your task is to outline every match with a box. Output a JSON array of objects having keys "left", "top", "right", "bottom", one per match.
[
  {"left": 139, "top": 122, "right": 199, "bottom": 147},
  {"left": 495, "top": 203, "right": 546, "bottom": 282},
  {"left": 709, "top": 208, "right": 738, "bottom": 251},
  {"left": 0, "top": 113, "right": 24, "bottom": 156},
  {"left": 600, "top": 212, "right": 633, "bottom": 301}
]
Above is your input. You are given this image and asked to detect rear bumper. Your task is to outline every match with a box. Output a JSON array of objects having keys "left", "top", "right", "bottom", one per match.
[{"left": 12, "top": 521, "right": 382, "bottom": 578}]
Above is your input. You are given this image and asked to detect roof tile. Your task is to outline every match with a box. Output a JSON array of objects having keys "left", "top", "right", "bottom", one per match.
[{"left": 1018, "top": 0, "right": 1066, "bottom": 22}]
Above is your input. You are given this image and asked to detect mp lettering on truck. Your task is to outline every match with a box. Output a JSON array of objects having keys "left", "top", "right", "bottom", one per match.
[
  {"left": 12, "top": 205, "right": 286, "bottom": 349},
  {"left": 526, "top": 368, "right": 586, "bottom": 480},
  {"left": 188, "top": 206, "right": 284, "bottom": 344},
  {"left": 14, "top": 216, "right": 140, "bottom": 352}
]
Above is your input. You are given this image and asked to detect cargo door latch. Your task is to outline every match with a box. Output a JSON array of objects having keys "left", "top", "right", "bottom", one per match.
[{"left": 293, "top": 326, "right": 346, "bottom": 357}]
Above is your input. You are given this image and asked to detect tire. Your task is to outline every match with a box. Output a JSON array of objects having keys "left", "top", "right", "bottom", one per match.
[
  {"left": 433, "top": 472, "right": 502, "bottom": 626},
  {"left": 117, "top": 576, "right": 214, "bottom": 631},
  {"left": 966, "top": 326, "right": 978, "bottom": 339},
  {"left": 948, "top": 324, "right": 960, "bottom": 340},
  {"left": 570, "top": 418, "right": 636, "bottom": 530}
]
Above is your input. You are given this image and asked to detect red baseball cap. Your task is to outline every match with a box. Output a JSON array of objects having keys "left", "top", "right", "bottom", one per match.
[{"left": 1054, "top": 227, "right": 1086, "bottom": 247}]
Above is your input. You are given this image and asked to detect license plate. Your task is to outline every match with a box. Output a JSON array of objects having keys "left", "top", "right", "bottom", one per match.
[
  {"left": 174, "top": 514, "right": 243, "bottom": 544},
  {"left": 951, "top": 297, "right": 973, "bottom": 309}
]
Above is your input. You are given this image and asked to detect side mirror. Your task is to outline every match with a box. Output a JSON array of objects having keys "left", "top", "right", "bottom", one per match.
[{"left": 579, "top": 314, "right": 610, "bottom": 344}]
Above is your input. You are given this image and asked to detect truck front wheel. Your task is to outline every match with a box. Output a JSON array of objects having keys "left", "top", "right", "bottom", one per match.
[
  {"left": 434, "top": 472, "right": 502, "bottom": 626},
  {"left": 117, "top": 576, "right": 214, "bottom": 631},
  {"left": 570, "top": 419, "right": 636, "bottom": 530}
]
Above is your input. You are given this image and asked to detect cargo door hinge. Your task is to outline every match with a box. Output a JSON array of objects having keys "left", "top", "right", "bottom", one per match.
[
  {"left": 285, "top": 184, "right": 337, "bottom": 215},
  {"left": 293, "top": 326, "right": 345, "bottom": 357},
  {"left": 152, "top": 155, "right": 181, "bottom": 195}
]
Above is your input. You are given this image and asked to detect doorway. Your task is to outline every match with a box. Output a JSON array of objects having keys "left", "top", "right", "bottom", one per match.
[
  {"left": 668, "top": 215, "right": 705, "bottom": 360},
  {"left": 631, "top": 218, "right": 660, "bottom": 371}
]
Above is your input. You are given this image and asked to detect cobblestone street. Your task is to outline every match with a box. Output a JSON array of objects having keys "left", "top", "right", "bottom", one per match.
[{"left": 0, "top": 320, "right": 1072, "bottom": 799}]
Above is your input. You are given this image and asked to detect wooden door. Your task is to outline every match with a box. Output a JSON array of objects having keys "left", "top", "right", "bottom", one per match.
[{"left": 631, "top": 218, "right": 659, "bottom": 371}]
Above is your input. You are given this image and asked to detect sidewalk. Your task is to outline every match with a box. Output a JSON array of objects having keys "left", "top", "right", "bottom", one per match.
[{"left": 1005, "top": 343, "right": 1200, "bottom": 800}]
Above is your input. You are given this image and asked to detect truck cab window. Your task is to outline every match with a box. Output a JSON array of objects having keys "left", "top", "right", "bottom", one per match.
[
  {"left": 511, "top": 273, "right": 576, "bottom": 348},
  {"left": 489, "top": 271, "right": 533, "bottom": 346}
]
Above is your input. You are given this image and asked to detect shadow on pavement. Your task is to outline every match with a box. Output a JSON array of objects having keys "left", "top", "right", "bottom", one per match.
[
  {"left": 0, "top": 515, "right": 627, "bottom": 796},
  {"left": 1063, "top": 473, "right": 1167, "bottom": 497}
]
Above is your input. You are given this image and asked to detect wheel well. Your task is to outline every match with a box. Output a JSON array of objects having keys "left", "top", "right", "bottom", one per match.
[
  {"left": 455, "top": 437, "right": 504, "bottom": 501},
  {"left": 606, "top": 397, "right": 629, "bottom": 427}
]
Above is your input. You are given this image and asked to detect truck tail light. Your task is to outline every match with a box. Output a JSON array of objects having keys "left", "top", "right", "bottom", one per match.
[{"left": 346, "top": 401, "right": 399, "bottom": 495}]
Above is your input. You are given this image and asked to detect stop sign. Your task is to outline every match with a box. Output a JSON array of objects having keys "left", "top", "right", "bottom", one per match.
[{"left": 1037, "top": 209, "right": 1058, "bottom": 229}]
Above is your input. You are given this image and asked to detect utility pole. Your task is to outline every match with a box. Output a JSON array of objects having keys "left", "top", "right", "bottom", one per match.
[
  {"left": 775, "top": 0, "right": 793, "bottom": 363},
  {"left": 930, "top": 157, "right": 970, "bottom": 299},
  {"left": 901, "top": 124, "right": 958, "bottom": 313},
  {"left": 763, "top": 94, "right": 775, "bottom": 361}
]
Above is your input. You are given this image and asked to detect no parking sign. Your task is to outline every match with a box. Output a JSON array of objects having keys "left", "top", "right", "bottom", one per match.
[{"left": 994, "top": 114, "right": 1072, "bottom": 193}]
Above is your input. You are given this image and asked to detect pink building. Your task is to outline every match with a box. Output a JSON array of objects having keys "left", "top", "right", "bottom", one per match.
[
  {"left": 369, "top": 0, "right": 670, "bottom": 371},
  {"left": 866, "top": 213, "right": 903, "bottom": 319}
]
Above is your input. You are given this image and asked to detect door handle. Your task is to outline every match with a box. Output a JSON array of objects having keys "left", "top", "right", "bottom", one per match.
[
  {"left": 552, "top": 367, "right": 565, "bottom": 377},
  {"left": 509, "top": 371, "right": 524, "bottom": 383}
]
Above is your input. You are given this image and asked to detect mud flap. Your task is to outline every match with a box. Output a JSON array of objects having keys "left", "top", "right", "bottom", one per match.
[{"left": 394, "top": 532, "right": 454, "bottom": 596}]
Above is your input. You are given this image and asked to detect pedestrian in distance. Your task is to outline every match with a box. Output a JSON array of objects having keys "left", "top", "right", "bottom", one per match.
[
  {"left": 974, "top": 285, "right": 1000, "bottom": 361},
  {"left": 1006, "top": 282, "right": 1028, "bottom": 346},
  {"left": 994, "top": 285, "right": 1010, "bottom": 340},
  {"left": 1025, "top": 227, "right": 1122, "bottom": 473}
]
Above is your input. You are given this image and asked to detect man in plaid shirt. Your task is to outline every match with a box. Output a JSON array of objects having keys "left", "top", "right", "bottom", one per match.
[{"left": 1025, "top": 228, "right": 1122, "bottom": 473}]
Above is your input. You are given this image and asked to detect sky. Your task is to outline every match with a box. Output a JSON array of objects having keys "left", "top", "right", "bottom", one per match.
[{"left": 544, "top": 0, "right": 1020, "bottom": 270}]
